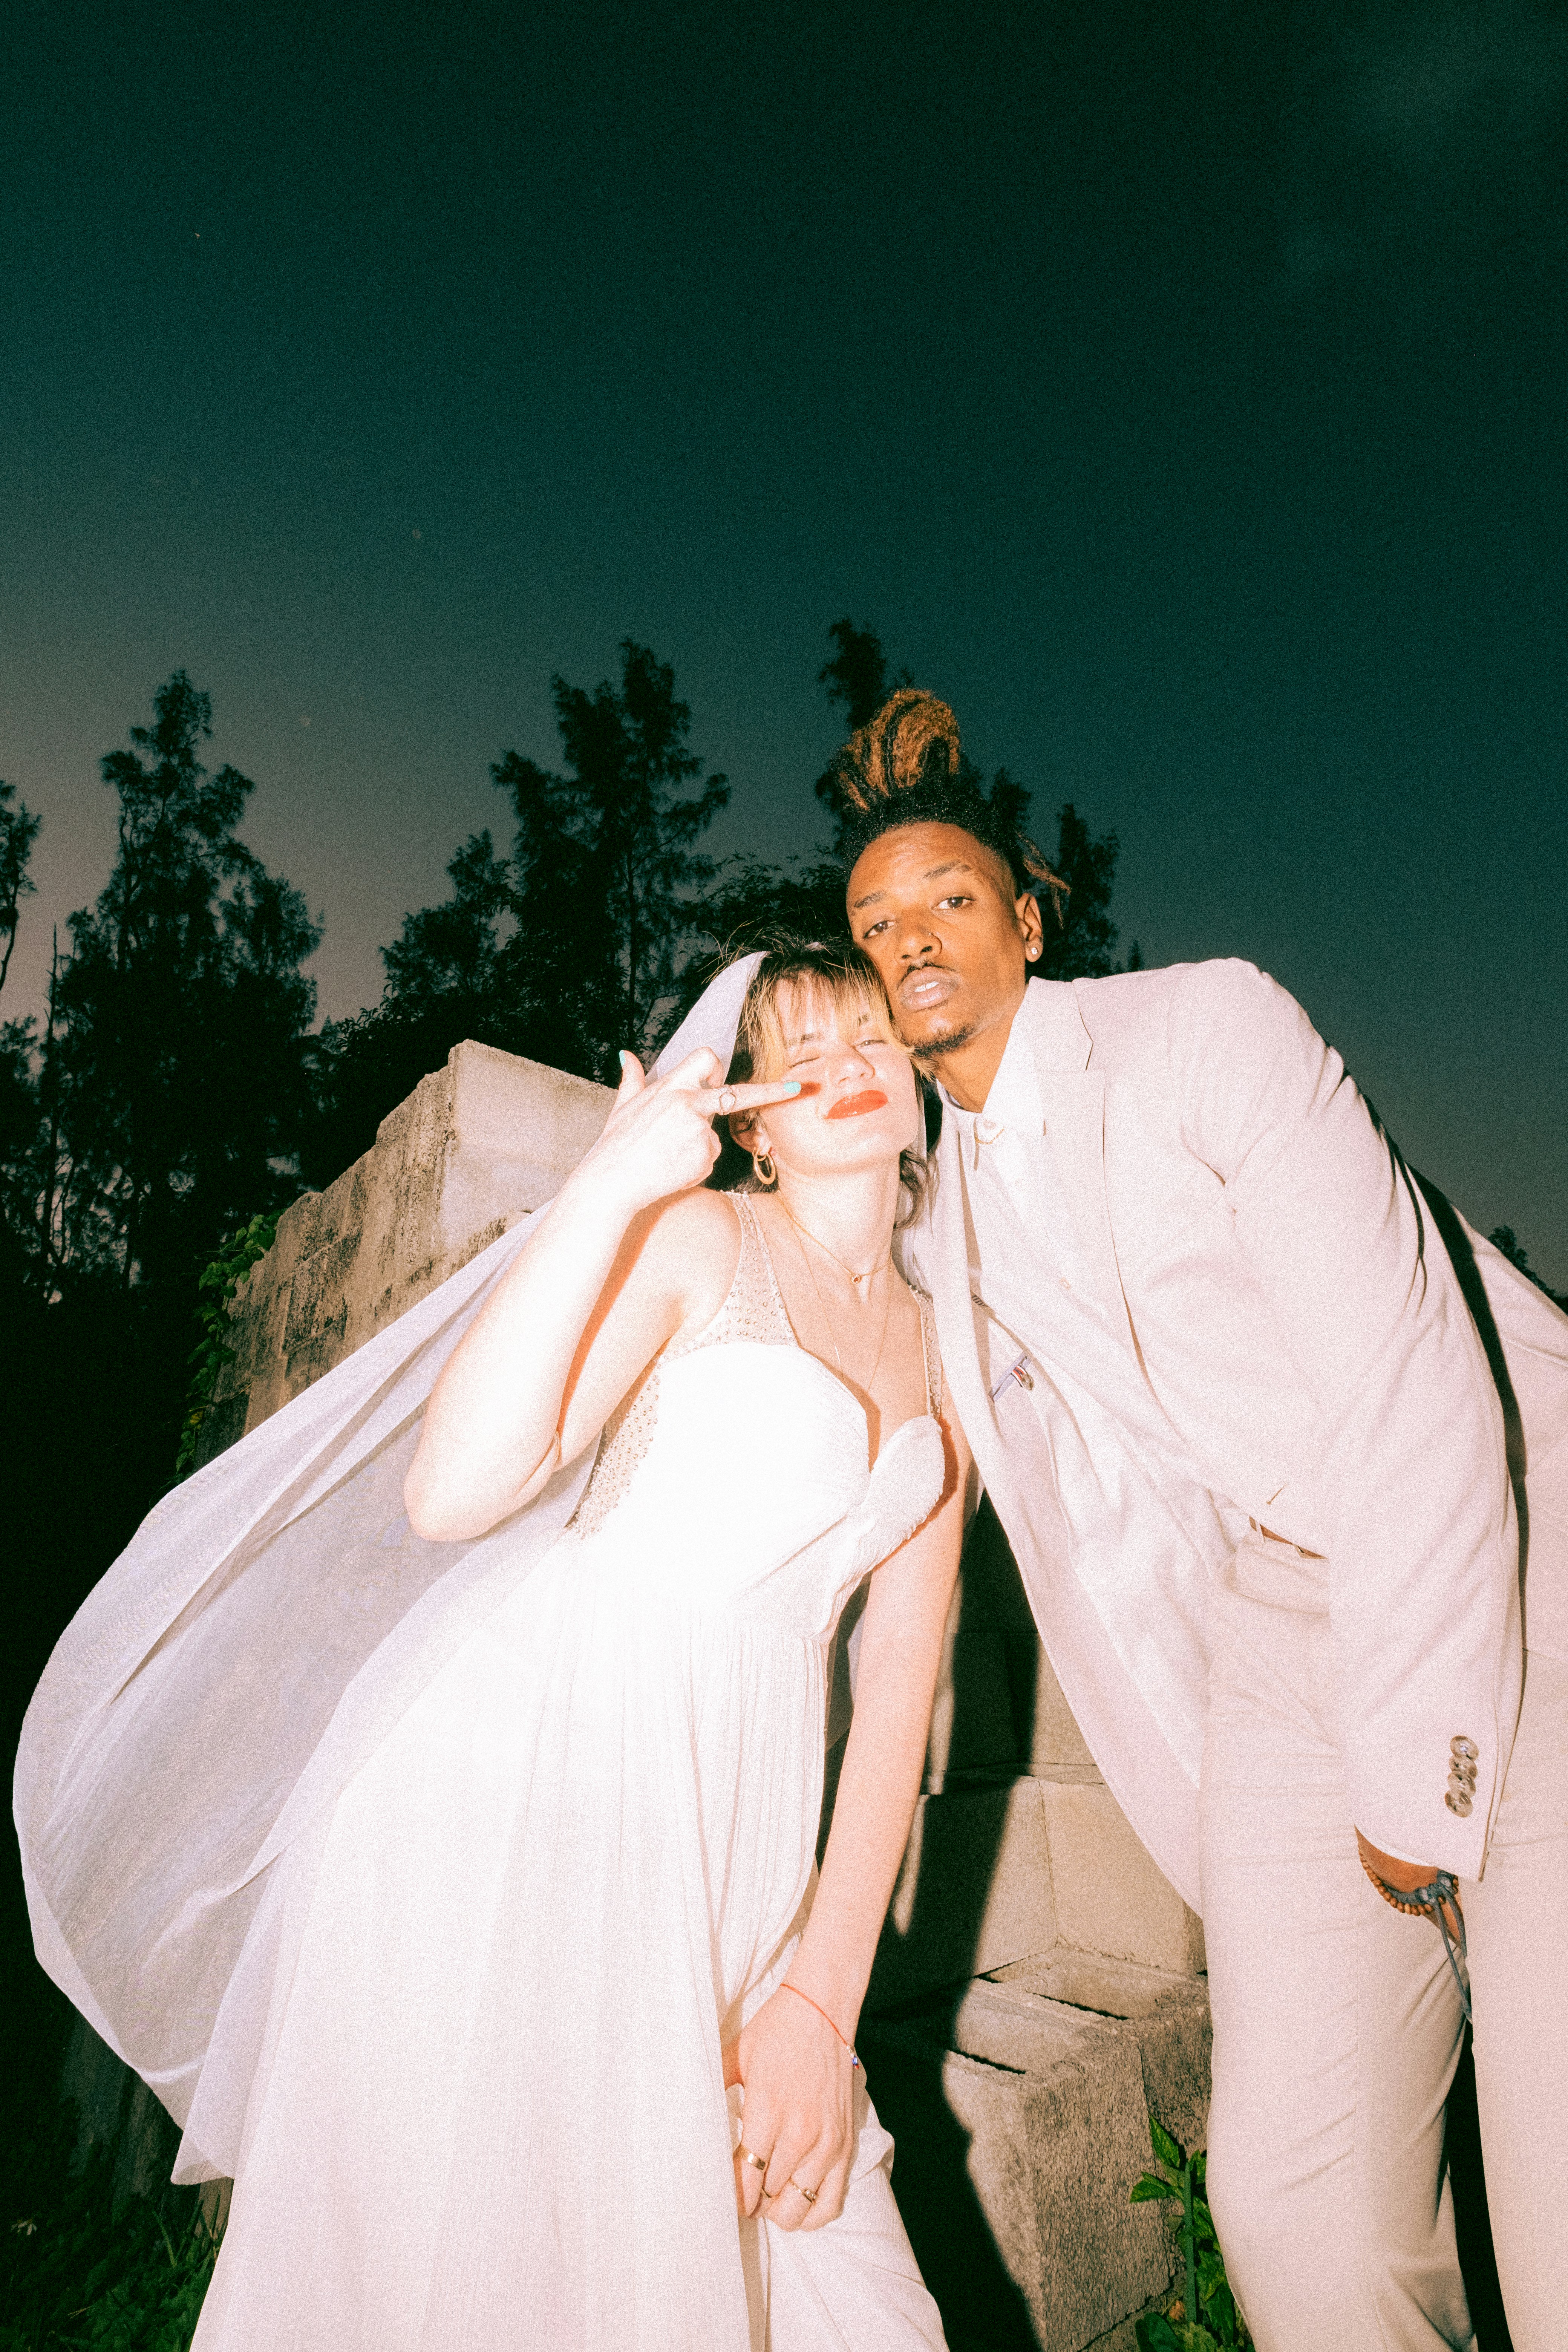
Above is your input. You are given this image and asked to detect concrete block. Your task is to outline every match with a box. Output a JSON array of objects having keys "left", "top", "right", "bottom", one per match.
[
  {"left": 863, "top": 1979, "right": 1171, "bottom": 2351},
  {"left": 1035, "top": 1777, "right": 1206, "bottom": 1978},
  {"left": 199, "top": 1040, "right": 613, "bottom": 1455},
  {"left": 1026, "top": 1647, "right": 1101, "bottom": 1775},
  {"left": 870, "top": 1778, "right": 1058, "bottom": 2005},
  {"left": 985, "top": 1951, "right": 1211, "bottom": 2159}
]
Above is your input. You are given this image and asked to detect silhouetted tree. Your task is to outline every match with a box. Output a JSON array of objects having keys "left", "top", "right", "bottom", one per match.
[
  {"left": 1489, "top": 1226, "right": 1568, "bottom": 1312},
  {"left": 814, "top": 620, "right": 915, "bottom": 857},
  {"left": 0, "top": 690, "right": 320, "bottom": 1732},
  {"left": 1031, "top": 798, "right": 1128, "bottom": 980},
  {"left": 0, "top": 782, "right": 43, "bottom": 1252},
  {"left": 819, "top": 619, "right": 896, "bottom": 734},
  {"left": 696, "top": 855, "right": 852, "bottom": 960},
  {"left": 17, "top": 673, "right": 320, "bottom": 1293},
  {"left": 309, "top": 643, "right": 729, "bottom": 1183},
  {"left": 506, "top": 640, "right": 730, "bottom": 1060},
  {"left": 0, "top": 779, "right": 41, "bottom": 998}
]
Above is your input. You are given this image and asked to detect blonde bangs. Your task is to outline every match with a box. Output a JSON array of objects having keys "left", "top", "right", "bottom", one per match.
[{"left": 734, "top": 960, "right": 893, "bottom": 1086}]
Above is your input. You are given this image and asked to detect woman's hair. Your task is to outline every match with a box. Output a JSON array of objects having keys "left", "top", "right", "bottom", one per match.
[
  {"left": 707, "top": 933, "right": 933, "bottom": 1219},
  {"left": 830, "top": 687, "right": 1068, "bottom": 920}
]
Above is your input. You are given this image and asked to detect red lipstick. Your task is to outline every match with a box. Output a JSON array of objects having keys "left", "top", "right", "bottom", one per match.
[{"left": 825, "top": 1089, "right": 888, "bottom": 1121}]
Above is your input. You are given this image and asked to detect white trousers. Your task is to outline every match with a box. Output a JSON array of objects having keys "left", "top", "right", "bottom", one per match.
[{"left": 1199, "top": 1531, "right": 1568, "bottom": 2352}]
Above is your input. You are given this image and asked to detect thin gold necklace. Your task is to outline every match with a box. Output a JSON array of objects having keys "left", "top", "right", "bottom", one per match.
[
  {"left": 778, "top": 1201, "right": 896, "bottom": 1398},
  {"left": 778, "top": 1198, "right": 891, "bottom": 1288}
]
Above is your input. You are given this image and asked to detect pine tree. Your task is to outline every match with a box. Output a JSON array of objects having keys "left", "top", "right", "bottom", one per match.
[
  {"left": 40, "top": 672, "right": 320, "bottom": 1291},
  {"left": 0, "top": 781, "right": 44, "bottom": 1269},
  {"left": 0, "top": 778, "right": 42, "bottom": 998},
  {"left": 309, "top": 643, "right": 729, "bottom": 1182}
]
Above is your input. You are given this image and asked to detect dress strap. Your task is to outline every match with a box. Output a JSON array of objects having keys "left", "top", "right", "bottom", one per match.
[
  {"left": 669, "top": 1193, "right": 796, "bottom": 1361},
  {"left": 738, "top": 1194, "right": 797, "bottom": 1342}
]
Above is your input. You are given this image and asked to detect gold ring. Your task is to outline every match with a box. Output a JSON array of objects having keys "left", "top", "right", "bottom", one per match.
[
  {"left": 790, "top": 2177, "right": 818, "bottom": 2205},
  {"left": 738, "top": 2145, "right": 768, "bottom": 2174}
]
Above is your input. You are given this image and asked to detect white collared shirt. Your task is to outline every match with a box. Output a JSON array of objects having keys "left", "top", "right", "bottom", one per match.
[
  {"left": 940, "top": 1010, "right": 1097, "bottom": 1360},
  {"left": 940, "top": 1004, "right": 1227, "bottom": 1503}
]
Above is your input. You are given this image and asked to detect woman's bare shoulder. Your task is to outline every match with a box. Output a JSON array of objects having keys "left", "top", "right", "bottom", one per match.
[{"left": 634, "top": 1185, "right": 744, "bottom": 1321}]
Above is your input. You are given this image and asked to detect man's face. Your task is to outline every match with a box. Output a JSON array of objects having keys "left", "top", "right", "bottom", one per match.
[{"left": 846, "top": 821, "right": 1041, "bottom": 1060}]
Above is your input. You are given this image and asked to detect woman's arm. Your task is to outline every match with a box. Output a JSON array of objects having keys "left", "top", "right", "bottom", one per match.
[
  {"left": 405, "top": 1048, "right": 799, "bottom": 1541},
  {"left": 726, "top": 1399, "right": 972, "bottom": 2231}
]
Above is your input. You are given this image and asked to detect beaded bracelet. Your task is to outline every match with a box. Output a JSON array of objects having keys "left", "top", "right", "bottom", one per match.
[
  {"left": 780, "top": 1982, "right": 861, "bottom": 2070},
  {"left": 1360, "top": 1859, "right": 1472, "bottom": 2022}
]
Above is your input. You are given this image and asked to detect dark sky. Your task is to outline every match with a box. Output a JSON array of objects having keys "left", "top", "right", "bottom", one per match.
[{"left": 5, "top": 0, "right": 1566, "bottom": 1281}]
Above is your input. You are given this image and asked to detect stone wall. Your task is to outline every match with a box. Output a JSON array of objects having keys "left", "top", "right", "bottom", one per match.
[
  {"left": 196, "top": 1040, "right": 615, "bottom": 1461},
  {"left": 83, "top": 1036, "right": 1209, "bottom": 2347}
]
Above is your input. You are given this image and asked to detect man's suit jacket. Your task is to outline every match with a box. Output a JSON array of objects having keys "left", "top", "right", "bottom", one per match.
[{"left": 906, "top": 962, "right": 1568, "bottom": 1906}]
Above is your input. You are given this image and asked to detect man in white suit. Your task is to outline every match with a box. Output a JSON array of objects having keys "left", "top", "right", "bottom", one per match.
[{"left": 833, "top": 694, "right": 1568, "bottom": 2352}]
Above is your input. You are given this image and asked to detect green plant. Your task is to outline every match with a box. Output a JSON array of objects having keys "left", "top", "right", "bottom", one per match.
[
  {"left": 0, "top": 2120, "right": 220, "bottom": 2351},
  {"left": 1130, "top": 2116, "right": 1248, "bottom": 2352},
  {"left": 173, "top": 1211, "right": 278, "bottom": 1478},
  {"left": 59, "top": 2194, "right": 219, "bottom": 2350}
]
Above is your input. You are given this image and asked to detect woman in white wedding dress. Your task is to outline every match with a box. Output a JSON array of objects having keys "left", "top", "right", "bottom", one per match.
[{"left": 185, "top": 940, "right": 970, "bottom": 2351}]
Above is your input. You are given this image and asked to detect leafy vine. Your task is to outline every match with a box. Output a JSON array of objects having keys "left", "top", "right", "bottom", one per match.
[{"left": 173, "top": 1212, "right": 279, "bottom": 1479}]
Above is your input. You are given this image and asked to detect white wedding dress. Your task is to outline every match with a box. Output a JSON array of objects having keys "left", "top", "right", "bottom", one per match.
[{"left": 190, "top": 1194, "right": 949, "bottom": 2351}]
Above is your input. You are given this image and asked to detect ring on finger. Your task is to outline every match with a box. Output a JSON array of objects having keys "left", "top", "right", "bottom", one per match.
[
  {"left": 738, "top": 2145, "right": 768, "bottom": 2174},
  {"left": 717, "top": 1086, "right": 737, "bottom": 1114},
  {"left": 789, "top": 2177, "right": 818, "bottom": 2205}
]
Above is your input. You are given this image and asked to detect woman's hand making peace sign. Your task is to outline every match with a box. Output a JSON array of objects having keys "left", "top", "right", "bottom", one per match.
[{"left": 583, "top": 1046, "right": 799, "bottom": 1219}]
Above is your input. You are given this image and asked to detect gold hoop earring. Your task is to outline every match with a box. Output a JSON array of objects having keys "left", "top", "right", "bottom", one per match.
[{"left": 753, "top": 1150, "right": 776, "bottom": 1189}]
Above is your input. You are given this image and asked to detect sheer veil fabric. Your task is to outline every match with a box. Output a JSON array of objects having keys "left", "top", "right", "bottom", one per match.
[{"left": 13, "top": 956, "right": 764, "bottom": 2183}]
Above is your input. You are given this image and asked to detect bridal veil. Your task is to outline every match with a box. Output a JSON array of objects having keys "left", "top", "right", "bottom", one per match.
[{"left": 13, "top": 956, "right": 763, "bottom": 2182}]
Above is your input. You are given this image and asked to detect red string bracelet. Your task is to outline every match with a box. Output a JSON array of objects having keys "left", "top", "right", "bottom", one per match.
[{"left": 780, "top": 1982, "right": 860, "bottom": 2069}]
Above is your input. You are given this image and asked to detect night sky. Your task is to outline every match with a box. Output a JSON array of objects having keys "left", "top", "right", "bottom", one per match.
[{"left": 5, "top": 0, "right": 1565, "bottom": 1281}]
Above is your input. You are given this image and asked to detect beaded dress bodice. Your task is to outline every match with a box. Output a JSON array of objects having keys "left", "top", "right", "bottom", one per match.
[
  {"left": 570, "top": 1194, "right": 796, "bottom": 1540},
  {"left": 566, "top": 1194, "right": 943, "bottom": 1609}
]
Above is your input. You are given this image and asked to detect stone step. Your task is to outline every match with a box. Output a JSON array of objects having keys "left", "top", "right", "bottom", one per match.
[
  {"left": 867, "top": 1770, "right": 1205, "bottom": 2008},
  {"left": 862, "top": 1949, "right": 1210, "bottom": 2352}
]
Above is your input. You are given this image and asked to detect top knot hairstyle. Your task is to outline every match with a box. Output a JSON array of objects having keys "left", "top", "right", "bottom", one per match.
[{"left": 829, "top": 689, "right": 1069, "bottom": 923}]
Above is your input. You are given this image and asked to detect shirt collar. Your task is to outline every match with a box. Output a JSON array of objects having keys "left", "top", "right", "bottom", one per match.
[{"left": 939, "top": 1006, "right": 1040, "bottom": 1165}]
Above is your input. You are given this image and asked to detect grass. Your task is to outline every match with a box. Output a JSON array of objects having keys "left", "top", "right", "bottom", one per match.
[{"left": 0, "top": 2134, "right": 218, "bottom": 2352}]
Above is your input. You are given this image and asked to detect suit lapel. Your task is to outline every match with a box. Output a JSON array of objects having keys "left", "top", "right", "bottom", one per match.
[
  {"left": 928, "top": 1118, "right": 985, "bottom": 1407},
  {"left": 1021, "top": 984, "right": 1135, "bottom": 1344},
  {"left": 927, "top": 1116, "right": 1028, "bottom": 1517}
]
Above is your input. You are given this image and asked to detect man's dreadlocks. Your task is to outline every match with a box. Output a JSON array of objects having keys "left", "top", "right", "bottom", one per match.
[{"left": 828, "top": 689, "right": 1067, "bottom": 922}]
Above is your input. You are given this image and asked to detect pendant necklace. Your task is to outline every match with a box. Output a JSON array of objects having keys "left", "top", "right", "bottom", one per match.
[
  {"left": 779, "top": 1199, "right": 891, "bottom": 1289},
  {"left": 779, "top": 1200, "right": 896, "bottom": 1399}
]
